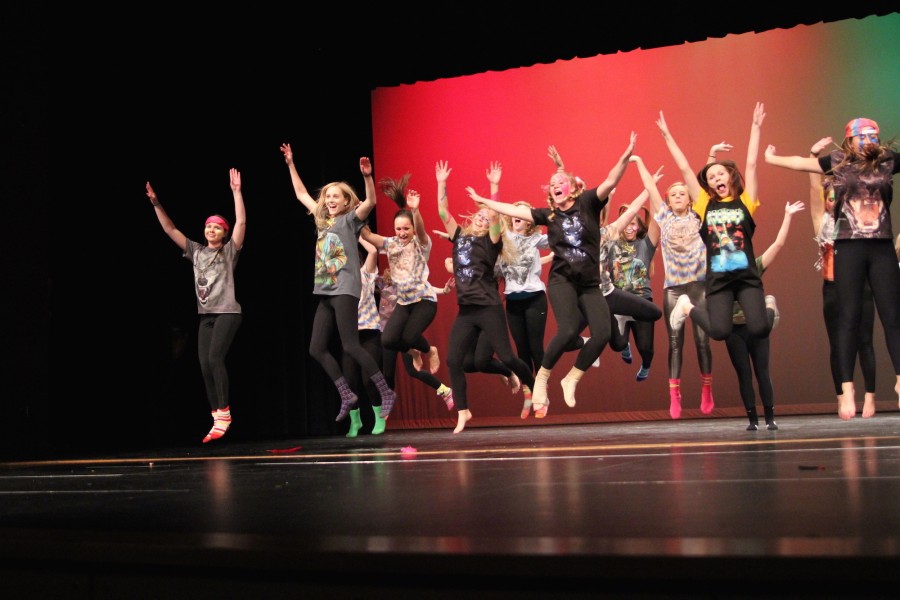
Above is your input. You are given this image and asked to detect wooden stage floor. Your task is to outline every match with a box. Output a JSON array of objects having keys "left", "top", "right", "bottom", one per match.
[{"left": 2, "top": 413, "right": 900, "bottom": 598}]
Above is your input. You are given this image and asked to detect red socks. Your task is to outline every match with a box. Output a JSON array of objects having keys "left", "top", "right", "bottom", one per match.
[
  {"left": 669, "top": 379, "right": 682, "bottom": 419},
  {"left": 700, "top": 374, "right": 715, "bottom": 414}
]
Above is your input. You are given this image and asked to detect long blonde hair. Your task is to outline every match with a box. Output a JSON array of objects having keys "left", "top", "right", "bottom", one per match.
[{"left": 313, "top": 182, "right": 360, "bottom": 230}]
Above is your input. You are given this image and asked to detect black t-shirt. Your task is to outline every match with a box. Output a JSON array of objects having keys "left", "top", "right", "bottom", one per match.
[
  {"left": 450, "top": 226, "right": 503, "bottom": 306},
  {"left": 531, "top": 187, "right": 607, "bottom": 287}
]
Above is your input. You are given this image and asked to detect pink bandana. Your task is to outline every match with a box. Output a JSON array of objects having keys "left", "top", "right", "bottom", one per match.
[{"left": 205, "top": 215, "right": 230, "bottom": 232}]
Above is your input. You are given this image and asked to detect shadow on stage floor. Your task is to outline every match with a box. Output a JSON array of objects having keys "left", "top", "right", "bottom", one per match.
[{"left": 2, "top": 413, "right": 900, "bottom": 599}]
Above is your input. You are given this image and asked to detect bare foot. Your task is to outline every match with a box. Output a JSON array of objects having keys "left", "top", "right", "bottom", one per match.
[
  {"left": 508, "top": 373, "right": 521, "bottom": 394},
  {"left": 453, "top": 409, "right": 472, "bottom": 434},
  {"left": 427, "top": 346, "right": 440, "bottom": 374},
  {"left": 838, "top": 393, "right": 856, "bottom": 420},
  {"left": 862, "top": 393, "right": 876, "bottom": 418},
  {"left": 410, "top": 349, "right": 423, "bottom": 371}
]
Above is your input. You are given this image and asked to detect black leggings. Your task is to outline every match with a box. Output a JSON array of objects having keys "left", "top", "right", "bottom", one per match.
[
  {"left": 380, "top": 299, "right": 437, "bottom": 383},
  {"left": 603, "top": 288, "right": 662, "bottom": 352},
  {"left": 463, "top": 331, "right": 516, "bottom": 376},
  {"left": 447, "top": 304, "right": 535, "bottom": 410},
  {"left": 310, "top": 294, "right": 382, "bottom": 381},
  {"left": 822, "top": 280, "right": 876, "bottom": 395},
  {"left": 383, "top": 350, "right": 443, "bottom": 391},
  {"left": 505, "top": 291, "right": 548, "bottom": 375},
  {"left": 833, "top": 239, "right": 900, "bottom": 383},
  {"left": 690, "top": 282, "right": 769, "bottom": 341},
  {"left": 622, "top": 316, "right": 656, "bottom": 369},
  {"left": 725, "top": 324, "right": 772, "bottom": 412},
  {"left": 545, "top": 281, "right": 609, "bottom": 372},
  {"left": 197, "top": 313, "right": 242, "bottom": 411},
  {"left": 663, "top": 282, "right": 712, "bottom": 378}
]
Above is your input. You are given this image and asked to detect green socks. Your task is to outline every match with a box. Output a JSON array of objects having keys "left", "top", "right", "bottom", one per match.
[
  {"left": 345, "top": 409, "right": 363, "bottom": 438},
  {"left": 371, "top": 405, "right": 386, "bottom": 435}
]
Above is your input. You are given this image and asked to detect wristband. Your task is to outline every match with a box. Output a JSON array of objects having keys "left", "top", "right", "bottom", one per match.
[{"left": 151, "top": 202, "right": 160, "bottom": 207}]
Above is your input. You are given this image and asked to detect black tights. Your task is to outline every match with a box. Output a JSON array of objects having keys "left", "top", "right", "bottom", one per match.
[
  {"left": 832, "top": 239, "right": 900, "bottom": 384},
  {"left": 310, "top": 295, "right": 382, "bottom": 381},
  {"left": 725, "top": 324, "right": 773, "bottom": 414},
  {"left": 505, "top": 291, "right": 548, "bottom": 375},
  {"left": 822, "top": 280, "right": 876, "bottom": 395},
  {"left": 197, "top": 313, "right": 242, "bottom": 411}
]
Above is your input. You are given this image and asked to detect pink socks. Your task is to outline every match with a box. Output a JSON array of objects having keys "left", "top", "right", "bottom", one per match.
[
  {"left": 203, "top": 407, "right": 232, "bottom": 443},
  {"left": 669, "top": 379, "right": 682, "bottom": 420},
  {"left": 700, "top": 374, "right": 715, "bottom": 414}
]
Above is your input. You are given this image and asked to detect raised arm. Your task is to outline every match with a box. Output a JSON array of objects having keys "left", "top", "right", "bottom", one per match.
[
  {"left": 594, "top": 132, "right": 637, "bottom": 200},
  {"left": 485, "top": 161, "right": 503, "bottom": 243},
  {"left": 607, "top": 183, "right": 651, "bottom": 239},
  {"left": 808, "top": 137, "right": 833, "bottom": 234},
  {"left": 743, "top": 101, "right": 765, "bottom": 202},
  {"left": 359, "top": 233, "right": 379, "bottom": 274},
  {"left": 548, "top": 145, "right": 565, "bottom": 172},
  {"left": 636, "top": 159, "right": 664, "bottom": 246},
  {"left": 764, "top": 143, "right": 825, "bottom": 174},
  {"left": 229, "top": 168, "right": 246, "bottom": 250},
  {"left": 466, "top": 188, "right": 532, "bottom": 221},
  {"left": 146, "top": 181, "right": 187, "bottom": 251},
  {"left": 706, "top": 140, "right": 733, "bottom": 165},
  {"left": 405, "top": 189, "right": 430, "bottom": 246},
  {"left": 758, "top": 201, "right": 805, "bottom": 270},
  {"left": 354, "top": 156, "right": 377, "bottom": 222},
  {"left": 280, "top": 143, "right": 317, "bottom": 213},
  {"left": 435, "top": 160, "right": 458, "bottom": 237},
  {"left": 629, "top": 155, "right": 666, "bottom": 217},
  {"left": 656, "top": 111, "right": 702, "bottom": 200},
  {"left": 360, "top": 224, "right": 386, "bottom": 250}
]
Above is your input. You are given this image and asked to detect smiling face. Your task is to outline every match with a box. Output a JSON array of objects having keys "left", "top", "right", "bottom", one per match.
[
  {"left": 549, "top": 173, "right": 574, "bottom": 209},
  {"left": 204, "top": 222, "right": 227, "bottom": 246},
  {"left": 511, "top": 215, "right": 531, "bottom": 234},
  {"left": 622, "top": 217, "right": 641, "bottom": 241},
  {"left": 324, "top": 184, "right": 349, "bottom": 216},
  {"left": 394, "top": 214, "right": 414, "bottom": 244},
  {"left": 471, "top": 209, "right": 491, "bottom": 234}
]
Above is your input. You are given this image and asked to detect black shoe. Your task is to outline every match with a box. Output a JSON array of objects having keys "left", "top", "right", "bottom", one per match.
[
  {"left": 746, "top": 423, "right": 759, "bottom": 431},
  {"left": 766, "top": 421, "right": 778, "bottom": 431}
]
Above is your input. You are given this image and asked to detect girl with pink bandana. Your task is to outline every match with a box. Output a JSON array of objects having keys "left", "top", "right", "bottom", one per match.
[{"left": 145, "top": 168, "right": 246, "bottom": 444}]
